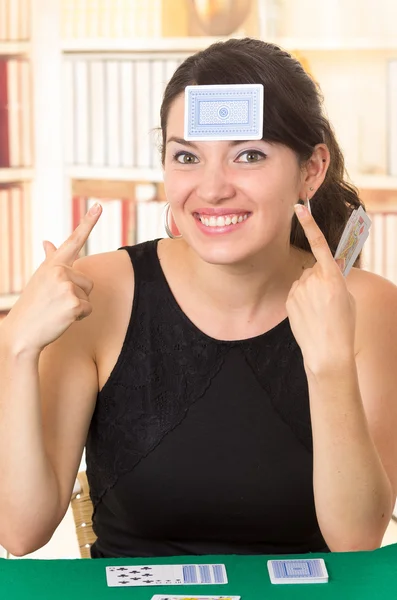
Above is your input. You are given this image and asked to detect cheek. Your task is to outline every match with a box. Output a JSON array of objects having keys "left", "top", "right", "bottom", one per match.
[{"left": 164, "top": 174, "right": 193, "bottom": 208}]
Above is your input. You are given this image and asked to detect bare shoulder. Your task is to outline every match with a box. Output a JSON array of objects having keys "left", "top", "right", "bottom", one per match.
[
  {"left": 347, "top": 267, "right": 397, "bottom": 308},
  {"left": 346, "top": 267, "right": 397, "bottom": 352},
  {"left": 72, "top": 249, "right": 134, "bottom": 351},
  {"left": 74, "top": 248, "right": 134, "bottom": 304}
]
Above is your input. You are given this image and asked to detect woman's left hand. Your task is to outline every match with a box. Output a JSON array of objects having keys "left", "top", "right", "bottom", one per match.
[{"left": 286, "top": 204, "right": 356, "bottom": 376}]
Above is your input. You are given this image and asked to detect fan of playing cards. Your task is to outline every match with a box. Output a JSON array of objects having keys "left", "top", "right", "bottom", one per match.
[{"left": 334, "top": 206, "right": 371, "bottom": 276}]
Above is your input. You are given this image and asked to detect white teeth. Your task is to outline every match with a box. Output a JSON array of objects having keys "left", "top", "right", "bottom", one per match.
[{"left": 198, "top": 213, "right": 249, "bottom": 227}]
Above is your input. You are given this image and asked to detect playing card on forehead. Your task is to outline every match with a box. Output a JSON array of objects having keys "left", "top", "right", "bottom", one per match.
[
  {"left": 185, "top": 84, "right": 264, "bottom": 141},
  {"left": 106, "top": 564, "right": 228, "bottom": 587},
  {"left": 267, "top": 558, "right": 329, "bottom": 584}
]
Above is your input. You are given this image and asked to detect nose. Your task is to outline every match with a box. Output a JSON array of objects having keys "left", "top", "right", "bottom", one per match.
[{"left": 195, "top": 163, "right": 236, "bottom": 204}]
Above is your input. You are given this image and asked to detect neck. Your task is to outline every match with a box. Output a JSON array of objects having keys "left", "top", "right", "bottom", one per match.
[{"left": 182, "top": 240, "right": 312, "bottom": 319}]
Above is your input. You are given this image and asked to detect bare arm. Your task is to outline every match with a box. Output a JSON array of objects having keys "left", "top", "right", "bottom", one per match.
[
  {"left": 308, "top": 353, "right": 395, "bottom": 551},
  {"left": 0, "top": 205, "right": 103, "bottom": 555},
  {"left": 308, "top": 270, "right": 397, "bottom": 550},
  {"left": 0, "top": 320, "right": 98, "bottom": 556},
  {"left": 287, "top": 205, "right": 397, "bottom": 551}
]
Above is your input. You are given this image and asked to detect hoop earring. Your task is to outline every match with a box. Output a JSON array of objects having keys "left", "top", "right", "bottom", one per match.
[
  {"left": 163, "top": 202, "right": 182, "bottom": 239},
  {"left": 305, "top": 195, "right": 312, "bottom": 215}
]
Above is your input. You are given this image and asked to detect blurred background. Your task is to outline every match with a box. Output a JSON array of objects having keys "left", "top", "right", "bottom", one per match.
[{"left": 1, "top": 0, "right": 397, "bottom": 558}]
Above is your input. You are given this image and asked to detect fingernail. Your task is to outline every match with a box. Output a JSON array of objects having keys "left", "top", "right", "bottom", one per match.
[
  {"left": 294, "top": 204, "right": 306, "bottom": 217},
  {"left": 89, "top": 202, "right": 101, "bottom": 215}
]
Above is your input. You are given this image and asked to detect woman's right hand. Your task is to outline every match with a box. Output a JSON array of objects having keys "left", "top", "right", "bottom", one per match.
[{"left": 4, "top": 203, "right": 102, "bottom": 354}]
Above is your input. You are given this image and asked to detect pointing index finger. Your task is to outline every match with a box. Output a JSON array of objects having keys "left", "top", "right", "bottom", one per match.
[
  {"left": 54, "top": 203, "right": 102, "bottom": 265},
  {"left": 294, "top": 203, "right": 335, "bottom": 269}
]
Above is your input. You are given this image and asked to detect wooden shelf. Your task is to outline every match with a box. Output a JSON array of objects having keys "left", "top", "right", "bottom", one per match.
[
  {"left": 351, "top": 174, "right": 397, "bottom": 190},
  {"left": 61, "top": 36, "right": 397, "bottom": 54},
  {"left": 62, "top": 36, "right": 231, "bottom": 53},
  {"left": 268, "top": 37, "right": 397, "bottom": 52},
  {"left": 67, "top": 166, "right": 164, "bottom": 182},
  {"left": 0, "top": 41, "right": 30, "bottom": 55},
  {"left": 0, "top": 294, "right": 19, "bottom": 311},
  {"left": 0, "top": 168, "right": 34, "bottom": 183}
]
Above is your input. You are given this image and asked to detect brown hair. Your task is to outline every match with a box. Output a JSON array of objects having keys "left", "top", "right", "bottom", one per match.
[{"left": 160, "top": 37, "right": 364, "bottom": 260}]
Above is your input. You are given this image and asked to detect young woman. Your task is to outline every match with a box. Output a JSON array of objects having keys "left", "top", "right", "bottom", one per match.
[{"left": 1, "top": 38, "right": 396, "bottom": 559}]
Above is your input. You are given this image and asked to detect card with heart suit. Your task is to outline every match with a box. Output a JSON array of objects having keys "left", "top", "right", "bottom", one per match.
[{"left": 334, "top": 206, "right": 371, "bottom": 276}]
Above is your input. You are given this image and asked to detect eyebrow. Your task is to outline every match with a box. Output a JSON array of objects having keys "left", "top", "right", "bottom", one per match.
[{"left": 166, "top": 136, "right": 254, "bottom": 148}]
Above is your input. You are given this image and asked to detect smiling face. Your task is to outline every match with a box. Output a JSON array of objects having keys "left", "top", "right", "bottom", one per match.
[{"left": 163, "top": 92, "right": 305, "bottom": 266}]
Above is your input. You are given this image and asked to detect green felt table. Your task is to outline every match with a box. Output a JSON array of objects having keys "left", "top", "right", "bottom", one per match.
[{"left": 1, "top": 544, "right": 397, "bottom": 600}]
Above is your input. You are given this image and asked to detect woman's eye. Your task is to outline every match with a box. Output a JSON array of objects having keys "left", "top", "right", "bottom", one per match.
[
  {"left": 236, "top": 150, "right": 266, "bottom": 163},
  {"left": 174, "top": 152, "right": 198, "bottom": 164}
]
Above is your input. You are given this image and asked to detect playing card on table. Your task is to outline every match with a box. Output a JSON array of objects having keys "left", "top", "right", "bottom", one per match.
[
  {"left": 334, "top": 206, "right": 371, "bottom": 276},
  {"left": 267, "top": 558, "right": 328, "bottom": 584},
  {"left": 106, "top": 564, "right": 228, "bottom": 588},
  {"left": 185, "top": 84, "right": 264, "bottom": 141}
]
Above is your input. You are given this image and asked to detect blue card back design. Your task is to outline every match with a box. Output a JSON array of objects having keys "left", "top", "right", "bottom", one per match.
[
  {"left": 273, "top": 559, "right": 324, "bottom": 579},
  {"left": 185, "top": 84, "right": 264, "bottom": 141}
]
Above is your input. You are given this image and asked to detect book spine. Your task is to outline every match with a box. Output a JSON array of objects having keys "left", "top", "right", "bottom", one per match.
[
  {"left": 74, "top": 59, "right": 89, "bottom": 164},
  {"left": 150, "top": 59, "right": 166, "bottom": 170},
  {"left": 7, "top": 58, "right": 20, "bottom": 167},
  {"left": 9, "top": 184, "right": 23, "bottom": 292},
  {"left": 21, "top": 182, "right": 31, "bottom": 285},
  {"left": 0, "top": 186, "right": 11, "bottom": 294},
  {"left": 134, "top": 59, "right": 151, "bottom": 169},
  {"left": 0, "top": 59, "right": 10, "bottom": 167},
  {"left": 7, "top": 0, "right": 19, "bottom": 41},
  {"left": 104, "top": 60, "right": 120, "bottom": 167},
  {"left": 19, "top": 0, "right": 31, "bottom": 41},
  {"left": 0, "top": 0, "right": 7, "bottom": 41},
  {"left": 88, "top": 60, "right": 105, "bottom": 166},
  {"left": 122, "top": 198, "right": 136, "bottom": 246},
  {"left": 63, "top": 59, "right": 75, "bottom": 165},
  {"left": 119, "top": 60, "right": 134, "bottom": 167},
  {"left": 387, "top": 60, "right": 397, "bottom": 176}
]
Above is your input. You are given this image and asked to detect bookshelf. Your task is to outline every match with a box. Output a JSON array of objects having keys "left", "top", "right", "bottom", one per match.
[
  {"left": 67, "top": 166, "right": 163, "bottom": 183},
  {"left": 0, "top": 1, "right": 33, "bottom": 313},
  {"left": 0, "top": 41, "right": 30, "bottom": 55},
  {"left": 0, "top": 168, "right": 34, "bottom": 183},
  {"left": 3, "top": 0, "right": 397, "bottom": 318},
  {"left": 61, "top": 37, "right": 397, "bottom": 54}
]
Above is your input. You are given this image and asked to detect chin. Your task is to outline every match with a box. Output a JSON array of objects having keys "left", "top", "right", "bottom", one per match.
[{"left": 188, "top": 238, "right": 262, "bottom": 267}]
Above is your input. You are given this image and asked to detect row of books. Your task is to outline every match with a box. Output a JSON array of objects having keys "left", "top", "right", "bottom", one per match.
[
  {"left": 0, "top": 0, "right": 30, "bottom": 41},
  {"left": 63, "top": 56, "right": 183, "bottom": 169},
  {"left": 0, "top": 183, "right": 31, "bottom": 295},
  {"left": 61, "top": 0, "right": 162, "bottom": 39},
  {"left": 72, "top": 196, "right": 167, "bottom": 256},
  {"left": 0, "top": 57, "right": 32, "bottom": 168}
]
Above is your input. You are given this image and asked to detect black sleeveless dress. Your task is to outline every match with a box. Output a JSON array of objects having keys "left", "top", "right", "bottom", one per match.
[{"left": 86, "top": 240, "right": 328, "bottom": 558}]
